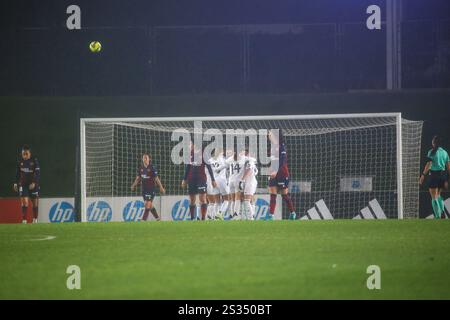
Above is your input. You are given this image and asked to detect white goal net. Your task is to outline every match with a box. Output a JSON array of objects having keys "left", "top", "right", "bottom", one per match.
[{"left": 80, "top": 113, "right": 423, "bottom": 221}]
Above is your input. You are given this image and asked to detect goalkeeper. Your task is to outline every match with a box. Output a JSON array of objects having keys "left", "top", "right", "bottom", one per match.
[
  {"left": 419, "top": 135, "right": 450, "bottom": 219},
  {"left": 131, "top": 153, "right": 165, "bottom": 221}
]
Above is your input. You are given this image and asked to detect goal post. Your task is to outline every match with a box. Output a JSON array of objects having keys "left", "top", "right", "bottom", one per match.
[
  {"left": 396, "top": 113, "right": 403, "bottom": 219},
  {"left": 79, "top": 113, "right": 423, "bottom": 222},
  {"left": 80, "top": 117, "right": 86, "bottom": 223}
]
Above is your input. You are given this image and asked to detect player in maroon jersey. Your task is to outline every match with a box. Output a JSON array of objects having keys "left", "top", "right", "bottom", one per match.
[
  {"left": 267, "top": 130, "right": 297, "bottom": 220},
  {"left": 131, "top": 153, "right": 165, "bottom": 221},
  {"left": 13, "top": 145, "right": 40, "bottom": 224},
  {"left": 181, "top": 143, "right": 217, "bottom": 220}
]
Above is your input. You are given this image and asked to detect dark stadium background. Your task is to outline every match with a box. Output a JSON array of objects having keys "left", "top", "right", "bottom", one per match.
[{"left": 0, "top": 0, "right": 449, "bottom": 218}]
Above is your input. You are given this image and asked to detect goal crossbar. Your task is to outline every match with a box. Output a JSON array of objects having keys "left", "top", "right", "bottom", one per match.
[{"left": 81, "top": 112, "right": 403, "bottom": 123}]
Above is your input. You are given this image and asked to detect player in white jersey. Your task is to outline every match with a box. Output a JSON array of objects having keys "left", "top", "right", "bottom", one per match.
[
  {"left": 227, "top": 149, "right": 246, "bottom": 220},
  {"left": 239, "top": 151, "right": 258, "bottom": 220},
  {"left": 205, "top": 149, "right": 229, "bottom": 219},
  {"left": 213, "top": 149, "right": 233, "bottom": 220}
]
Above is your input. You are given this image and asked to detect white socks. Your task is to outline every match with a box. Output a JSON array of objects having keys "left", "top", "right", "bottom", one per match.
[
  {"left": 234, "top": 200, "right": 241, "bottom": 215},
  {"left": 207, "top": 203, "right": 215, "bottom": 219},
  {"left": 219, "top": 200, "right": 229, "bottom": 215},
  {"left": 243, "top": 200, "right": 255, "bottom": 220}
]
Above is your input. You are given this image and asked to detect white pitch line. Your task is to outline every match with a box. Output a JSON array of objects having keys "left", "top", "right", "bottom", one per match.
[{"left": 27, "top": 235, "right": 56, "bottom": 241}]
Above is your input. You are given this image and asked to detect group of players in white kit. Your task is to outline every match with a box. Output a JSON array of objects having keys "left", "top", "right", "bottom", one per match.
[
  {"left": 133, "top": 130, "right": 297, "bottom": 221},
  {"left": 205, "top": 148, "right": 259, "bottom": 221}
]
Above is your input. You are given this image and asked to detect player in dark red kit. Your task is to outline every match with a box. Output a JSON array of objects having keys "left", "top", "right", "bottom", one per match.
[
  {"left": 13, "top": 145, "right": 40, "bottom": 224},
  {"left": 267, "top": 130, "right": 297, "bottom": 220},
  {"left": 181, "top": 143, "right": 217, "bottom": 220},
  {"left": 131, "top": 153, "right": 165, "bottom": 221}
]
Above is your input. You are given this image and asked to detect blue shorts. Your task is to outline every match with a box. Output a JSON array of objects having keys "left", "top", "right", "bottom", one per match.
[
  {"left": 188, "top": 181, "right": 207, "bottom": 195},
  {"left": 268, "top": 176, "right": 289, "bottom": 189},
  {"left": 19, "top": 184, "right": 40, "bottom": 198},
  {"left": 142, "top": 190, "right": 156, "bottom": 202}
]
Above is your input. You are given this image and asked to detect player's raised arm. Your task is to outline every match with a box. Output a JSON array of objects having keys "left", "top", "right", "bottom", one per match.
[
  {"left": 268, "top": 130, "right": 278, "bottom": 145},
  {"left": 268, "top": 131, "right": 281, "bottom": 177}
]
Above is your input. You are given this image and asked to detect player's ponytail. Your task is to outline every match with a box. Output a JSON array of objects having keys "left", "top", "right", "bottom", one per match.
[{"left": 431, "top": 135, "right": 441, "bottom": 156}]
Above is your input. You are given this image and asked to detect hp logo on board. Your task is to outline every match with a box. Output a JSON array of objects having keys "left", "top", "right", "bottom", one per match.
[
  {"left": 123, "top": 200, "right": 145, "bottom": 221},
  {"left": 49, "top": 202, "right": 75, "bottom": 223},
  {"left": 254, "top": 198, "right": 270, "bottom": 220},
  {"left": 352, "top": 180, "right": 361, "bottom": 189},
  {"left": 171, "top": 199, "right": 193, "bottom": 221},
  {"left": 87, "top": 201, "right": 112, "bottom": 222}
]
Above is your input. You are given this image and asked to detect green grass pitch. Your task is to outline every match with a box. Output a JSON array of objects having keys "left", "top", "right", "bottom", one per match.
[{"left": 0, "top": 220, "right": 449, "bottom": 299}]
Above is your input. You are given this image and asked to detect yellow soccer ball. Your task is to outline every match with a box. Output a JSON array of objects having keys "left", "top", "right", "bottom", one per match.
[{"left": 89, "top": 41, "right": 102, "bottom": 53}]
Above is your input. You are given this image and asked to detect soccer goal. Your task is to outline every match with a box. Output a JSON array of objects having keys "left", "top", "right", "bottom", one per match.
[{"left": 80, "top": 113, "right": 423, "bottom": 222}]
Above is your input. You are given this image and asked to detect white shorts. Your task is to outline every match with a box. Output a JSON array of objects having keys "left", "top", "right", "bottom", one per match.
[
  {"left": 216, "top": 176, "right": 230, "bottom": 195},
  {"left": 229, "top": 177, "right": 241, "bottom": 194},
  {"left": 243, "top": 179, "right": 257, "bottom": 196},
  {"left": 207, "top": 179, "right": 220, "bottom": 195}
]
